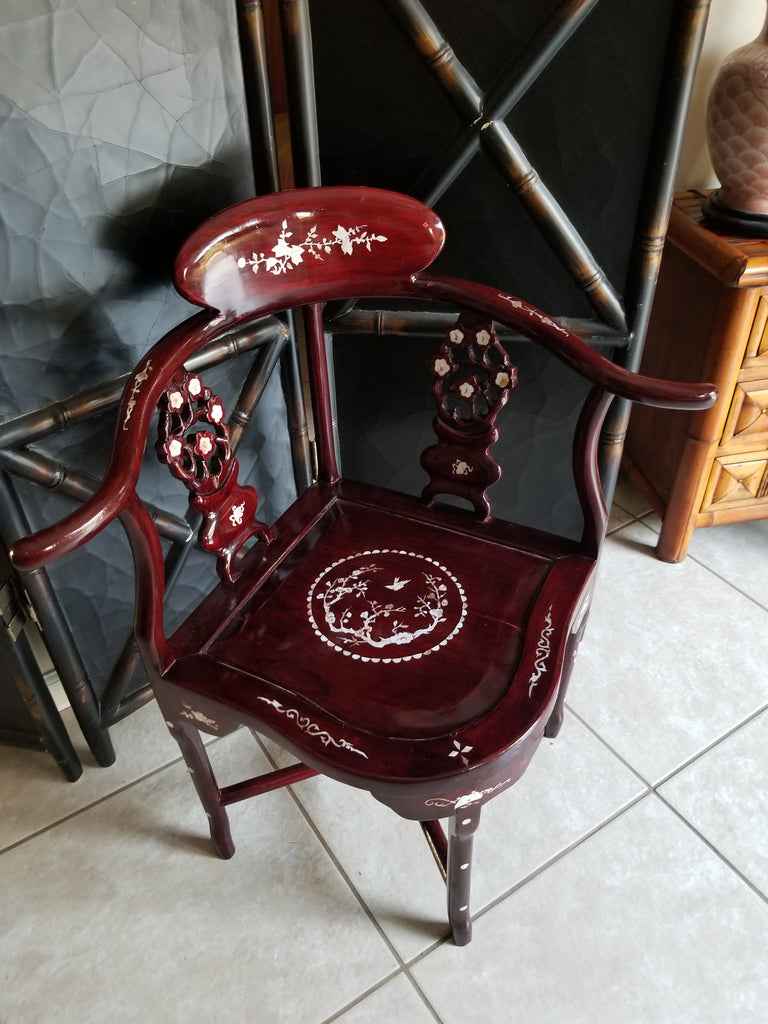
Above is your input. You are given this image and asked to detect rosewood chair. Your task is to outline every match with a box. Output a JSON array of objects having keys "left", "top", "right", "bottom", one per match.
[{"left": 11, "top": 187, "right": 715, "bottom": 945}]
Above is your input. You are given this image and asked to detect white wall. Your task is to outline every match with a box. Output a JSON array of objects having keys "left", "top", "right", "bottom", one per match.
[{"left": 677, "top": 0, "right": 766, "bottom": 188}]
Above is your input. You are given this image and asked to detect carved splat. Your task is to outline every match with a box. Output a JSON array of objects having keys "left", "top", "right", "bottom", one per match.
[
  {"left": 155, "top": 372, "right": 271, "bottom": 581},
  {"left": 421, "top": 314, "right": 517, "bottom": 517}
]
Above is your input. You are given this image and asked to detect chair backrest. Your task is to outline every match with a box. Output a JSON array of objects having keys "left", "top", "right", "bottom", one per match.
[
  {"left": 174, "top": 186, "right": 445, "bottom": 317},
  {"left": 10, "top": 187, "right": 715, "bottom": 675}
]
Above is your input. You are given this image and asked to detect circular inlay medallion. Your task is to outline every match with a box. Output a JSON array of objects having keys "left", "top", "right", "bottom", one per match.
[{"left": 307, "top": 549, "right": 467, "bottom": 663}]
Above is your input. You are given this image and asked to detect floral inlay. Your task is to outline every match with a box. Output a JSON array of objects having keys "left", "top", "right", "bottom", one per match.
[
  {"left": 122, "top": 361, "right": 153, "bottom": 431},
  {"left": 425, "top": 777, "right": 513, "bottom": 808},
  {"left": 499, "top": 294, "right": 569, "bottom": 336},
  {"left": 236, "top": 219, "right": 388, "bottom": 276},
  {"left": 229, "top": 501, "right": 246, "bottom": 527},
  {"left": 307, "top": 549, "right": 467, "bottom": 663},
  {"left": 528, "top": 606, "right": 555, "bottom": 696},
  {"left": 256, "top": 696, "right": 367, "bottom": 758},
  {"left": 449, "top": 739, "right": 473, "bottom": 767},
  {"left": 194, "top": 433, "right": 215, "bottom": 458},
  {"left": 180, "top": 702, "right": 219, "bottom": 730}
]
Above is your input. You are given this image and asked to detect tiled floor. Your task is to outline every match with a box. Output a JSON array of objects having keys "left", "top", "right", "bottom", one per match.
[{"left": 2, "top": 479, "right": 767, "bottom": 1023}]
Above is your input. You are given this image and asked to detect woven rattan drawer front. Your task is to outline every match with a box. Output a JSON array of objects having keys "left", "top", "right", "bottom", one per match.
[
  {"left": 743, "top": 292, "right": 768, "bottom": 370},
  {"left": 720, "top": 377, "right": 768, "bottom": 452},
  {"left": 702, "top": 450, "right": 768, "bottom": 512}
]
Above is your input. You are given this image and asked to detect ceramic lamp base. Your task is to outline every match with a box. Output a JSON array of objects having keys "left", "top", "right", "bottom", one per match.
[{"left": 702, "top": 190, "right": 768, "bottom": 237}]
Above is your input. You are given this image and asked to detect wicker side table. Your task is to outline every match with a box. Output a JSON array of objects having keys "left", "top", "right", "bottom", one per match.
[{"left": 624, "top": 190, "right": 768, "bottom": 561}]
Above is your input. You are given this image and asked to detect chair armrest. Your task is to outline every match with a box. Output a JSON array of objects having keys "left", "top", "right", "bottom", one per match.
[
  {"left": 412, "top": 274, "right": 717, "bottom": 410},
  {"left": 11, "top": 309, "right": 226, "bottom": 572},
  {"left": 11, "top": 476, "right": 134, "bottom": 571}
]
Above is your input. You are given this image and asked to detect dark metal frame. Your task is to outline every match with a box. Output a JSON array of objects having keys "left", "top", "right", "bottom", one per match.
[
  {"left": 240, "top": 0, "right": 710, "bottom": 494},
  {"left": 0, "top": 315, "right": 310, "bottom": 776}
]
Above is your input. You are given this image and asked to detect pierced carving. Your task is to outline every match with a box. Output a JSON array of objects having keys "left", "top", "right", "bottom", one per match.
[
  {"left": 421, "top": 314, "right": 517, "bottom": 517},
  {"left": 156, "top": 372, "right": 271, "bottom": 582}
]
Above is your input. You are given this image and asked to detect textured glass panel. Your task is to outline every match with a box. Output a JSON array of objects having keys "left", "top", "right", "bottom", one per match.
[{"left": 0, "top": 1, "right": 295, "bottom": 708}]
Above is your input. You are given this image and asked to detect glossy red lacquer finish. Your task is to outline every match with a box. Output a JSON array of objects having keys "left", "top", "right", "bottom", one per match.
[
  {"left": 175, "top": 186, "right": 446, "bottom": 317},
  {"left": 155, "top": 370, "right": 271, "bottom": 580},
  {"left": 10, "top": 186, "right": 716, "bottom": 945}
]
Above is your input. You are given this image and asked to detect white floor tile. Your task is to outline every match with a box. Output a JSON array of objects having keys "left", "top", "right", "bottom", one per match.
[
  {"left": 413, "top": 796, "right": 768, "bottom": 1024},
  {"left": 334, "top": 974, "right": 436, "bottom": 1023},
  {"left": 686, "top": 517, "right": 768, "bottom": 611},
  {"left": 607, "top": 502, "right": 635, "bottom": 534},
  {"left": 0, "top": 730, "right": 395, "bottom": 1024},
  {"left": 659, "top": 709, "right": 768, "bottom": 896},
  {"left": 0, "top": 702, "right": 182, "bottom": 851},
  {"left": 3, "top": 474, "right": 765, "bottom": 1024},
  {"left": 273, "top": 711, "right": 646, "bottom": 961},
  {"left": 610, "top": 503, "right": 634, "bottom": 536},
  {"left": 265, "top": 754, "right": 452, "bottom": 959},
  {"left": 568, "top": 519, "right": 768, "bottom": 782},
  {"left": 611, "top": 475, "right": 652, "bottom": 522}
]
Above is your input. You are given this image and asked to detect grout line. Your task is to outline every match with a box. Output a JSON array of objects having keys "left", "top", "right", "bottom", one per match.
[
  {"left": 255, "top": 689, "right": 768, "bottom": 981},
  {"left": 230, "top": 736, "right": 452, "bottom": 1019},
  {"left": 0, "top": 747, "right": 195, "bottom": 856},
  {"left": 686, "top": 549, "right": 768, "bottom": 615},
  {"left": 447, "top": 790, "right": 653, "bottom": 940},
  {"left": 319, "top": 968, "right": 405, "bottom": 1024},
  {"left": 563, "top": 703, "right": 654, "bottom": 790},
  {"left": 7, "top": 726, "right": 445, "bottom": 1021},
  {"left": 606, "top": 511, "right": 643, "bottom": 536},
  {"left": 415, "top": 778, "right": 768, "bottom": 957},
  {"left": 254, "top": 737, "right": 415, "bottom": 972},
  {"left": 613, "top": 498, "right": 768, "bottom": 617},
  {"left": 0, "top": 730, "right": 229, "bottom": 857},
  {"left": 403, "top": 971, "right": 446, "bottom": 1023},
  {"left": 566, "top": 698, "right": 768, "bottom": 798},
  {"left": 654, "top": 791, "right": 768, "bottom": 907},
  {"left": 320, "top": 968, "right": 445, "bottom": 1024},
  {"left": 254, "top": 739, "right": 476, "bottom": 1018},
  {"left": 647, "top": 701, "right": 768, "bottom": 790},
  {"left": 566, "top": 701, "right": 768, "bottom": 904},
  {"left": 255, "top": 734, "right": 450, "bottom": 1022}
]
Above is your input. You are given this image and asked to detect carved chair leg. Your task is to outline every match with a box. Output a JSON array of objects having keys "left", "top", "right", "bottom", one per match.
[
  {"left": 447, "top": 804, "right": 482, "bottom": 946},
  {"left": 169, "top": 719, "right": 235, "bottom": 860},
  {"left": 544, "top": 679, "right": 569, "bottom": 738}
]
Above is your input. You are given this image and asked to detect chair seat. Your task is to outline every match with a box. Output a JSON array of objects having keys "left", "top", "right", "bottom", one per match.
[{"left": 167, "top": 479, "right": 595, "bottom": 796}]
